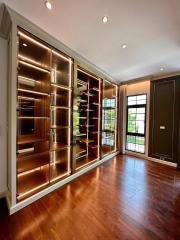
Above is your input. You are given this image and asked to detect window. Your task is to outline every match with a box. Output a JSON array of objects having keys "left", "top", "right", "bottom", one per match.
[
  {"left": 126, "top": 94, "right": 147, "bottom": 153},
  {"left": 102, "top": 98, "right": 115, "bottom": 146}
]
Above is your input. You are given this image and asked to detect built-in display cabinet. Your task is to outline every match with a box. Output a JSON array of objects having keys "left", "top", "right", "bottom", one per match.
[{"left": 0, "top": 4, "right": 119, "bottom": 214}]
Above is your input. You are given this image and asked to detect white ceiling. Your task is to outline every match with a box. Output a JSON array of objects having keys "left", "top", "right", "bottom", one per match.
[{"left": 1, "top": 0, "right": 180, "bottom": 82}]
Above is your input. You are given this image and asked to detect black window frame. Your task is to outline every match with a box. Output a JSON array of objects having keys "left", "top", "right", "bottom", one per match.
[{"left": 126, "top": 94, "right": 147, "bottom": 154}]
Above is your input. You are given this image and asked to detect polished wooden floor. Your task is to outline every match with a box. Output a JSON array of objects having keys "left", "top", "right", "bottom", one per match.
[{"left": 0, "top": 155, "right": 180, "bottom": 240}]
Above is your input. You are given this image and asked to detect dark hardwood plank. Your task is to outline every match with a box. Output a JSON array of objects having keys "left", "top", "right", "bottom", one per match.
[{"left": 0, "top": 155, "right": 180, "bottom": 240}]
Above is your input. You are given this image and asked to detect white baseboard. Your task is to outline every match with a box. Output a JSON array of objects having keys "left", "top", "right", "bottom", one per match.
[
  {"left": 125, "top": 151, "right": 177, "bottom": 167},
  {"left": 8, "top": 151, "right": 119, "bottom": 215},
  {"left": 147, "top": 156, "right": 177, "bottom": 167}
]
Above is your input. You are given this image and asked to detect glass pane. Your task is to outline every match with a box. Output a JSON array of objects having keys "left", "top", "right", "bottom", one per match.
[
  {"left": 137, "top": 95, "right": 146, "bottom": 100},
  {"left": 128, "top": 108, "right": 136, "bottom": 114},
  {"left": 128, "top": 96, "right": 136, "bottom": 102},
  {"left": 136, "top": 121, "right": 145, "bottom": 134},
  {"left": 128, "top": 121, "right": 136, "bottom": 133},
  {"left": 137, "top": 108, "right": 145, "bottom": 114},
  {"left": 137, "top": 99, "right": 146, "bottom": 105},
  {"left": 128, "top": 100, "right": 136, "bottom": 106},
  {"left": 136, "top": 114, "right": 145, "bottom": 121}
]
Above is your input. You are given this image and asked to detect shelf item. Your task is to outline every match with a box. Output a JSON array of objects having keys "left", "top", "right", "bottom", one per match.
[{"left": 78, "top": 138, "right": 94, "bottom": 144}]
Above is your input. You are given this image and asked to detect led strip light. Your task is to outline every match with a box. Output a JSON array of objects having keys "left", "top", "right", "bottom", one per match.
[
  {"left": 19, "top": 60, "right": 50, "bottom": 73},
  {"left": 18, "top": 31, "right": 50, "bottom": 50}
]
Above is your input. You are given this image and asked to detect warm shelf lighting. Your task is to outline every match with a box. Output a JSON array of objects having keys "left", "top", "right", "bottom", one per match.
[
  {"left": 18, "top": 88, "right": 50, "bottom": 96},
  {"left": 78, "top": 68, "right": 100, "bottom": 81},
  {"left": 17, "top": 182, "right": 49, "bottom": 199},
  {"left": 18, "top": 117, "right": 49, "bottom": 119},
  {"left": 52, "top": 50, "right": 71, "bottom": 62},
  {"left": 51, "top": 83, "right": 71, "bottom": 91},
  {"left": 18, "top": 31, "right": 50, "bottom": 50},
  {"left": 50, "top": 171, "right": 71, "bottom": 183},
  {"left": 18, "top": 96, "right": 36, "bottom": 101},
  {"left": 18, "top": 55, "right": 49, "bottom": 69},
  {"left": 19, "top": 60, "right": 50, "bottom": 73}
]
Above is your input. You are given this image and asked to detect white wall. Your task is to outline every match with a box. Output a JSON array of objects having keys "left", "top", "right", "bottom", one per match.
[{"left": 0, "top": 36, "right": 7, "bottom": 195}]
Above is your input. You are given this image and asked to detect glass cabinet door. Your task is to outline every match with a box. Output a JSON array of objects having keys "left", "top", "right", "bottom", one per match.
[
  {"left": 17, "top": 29, "right": 51, "bottom": 201},
  {"left": 73, "top": 68, "right": 101, "bottom": 170},
  {"left": 16, "top": 28, "right": 73, "bottom": 201},
  {"left": 101, "top": 81, "right": 118, "bottom": 157},
  {"left": 50, "top": 50, "right": 72, "bottom": 182}
]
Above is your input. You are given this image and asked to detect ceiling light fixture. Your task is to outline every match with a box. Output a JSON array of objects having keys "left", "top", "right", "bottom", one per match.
[
  {"left": 160, "top": 67, "right": 164, "bottom": 71},
  {"left": 45, "top": 1, "right": 52, "bottom": 10},
  {"left": 102, "top": 16, "right": 108, "bottom": 23},
  {"left": 23, "top": 43, "right": 27, "bottom": 47},
  {"left": 121, "top": 44, "right": 127, "bottom": 49}
]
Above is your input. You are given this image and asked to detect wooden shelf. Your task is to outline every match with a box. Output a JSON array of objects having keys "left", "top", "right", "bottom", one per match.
[
  {"left": 78, "top": 138, "right": 94, "bottom": 144},
  {"left": 88, "top": 144, "right": 98, "bottom": 149},
  {"left": 51, "top": 125, "right": 70, "bottom": 129},
  {"left": 76, "top": 133, "right": 87, "bottom": 137},
  {"left": 89, "top": 131, "right": 99, "bottom": 134},
  {"left": 17, "top": 136, "right": 48, "bottom": 145},
  {"left": 18, "top": 57, "right": 51, "bottom": 73},
  {"left": 75, "top": 144, "right": 87, "bottom": 156},
  {"left": 50, "top": 106, "right": 70, "bottom": 110},
  {"left": 17, "top": 152, "right": 50, "bottom": 174},
  {"left": 50, "top": 163, "right": 69, "bottom": 182},
  {"left": 51, "top": 82, "right": 71, "bottom": 91},
  {"left": 76, "top": 156, "right": 97, "bottom": 169},
  {"left": 50, "top": 143, "right": 69, "bottom": 151},
  {"left": 17, "top": 165, "right": 49, "bottom": 201}
]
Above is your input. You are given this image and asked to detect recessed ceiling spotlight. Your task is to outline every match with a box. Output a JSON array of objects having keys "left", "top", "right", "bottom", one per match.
[
  {"left": 121, "top": 44, "right": 127, "bottom": 49},
  {"left": 45, "top": 0, "right": 52, "bottom": 10},
  {"left": 102, "top": 16, "right": 108, "bottom": 23},
  {"left": 23, "top": 43, "right": 27, "bottom": 47},
  {"left": 160, "top": 67, "right": 164, "bottom": 71}
]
